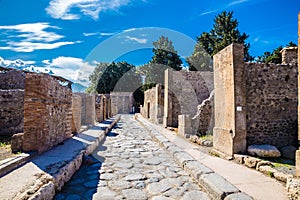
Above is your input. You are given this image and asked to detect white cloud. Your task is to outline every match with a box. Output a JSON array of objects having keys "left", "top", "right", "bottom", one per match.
[
  {"left": 199, "top": 9, "right": 220, "bottom": 16},
  {"left": 0, "top": 41, "right": 81, "bottom": 52},
  {"left": 125, "top": 36, "right": 147, "bottom": 44},
  {"left": 0, "top": 23, "right": 63, "bottom": 42},
  {"left": 0, "top": 22, "right": 81, "bottom": 52},
  {"left": 46, "top": 0, "right": 133, "bottom": 20},
  {"left": 83, "top": 32, "right": 116, "bottom": 37},
  {"left": 45, "top": 56, "right": 96, "bottom": 86},
  {"left": 42, "top": 60, "right": 51, "bottom": 65},
  {"left": 228, "top": 0, "right": 248, "bottom": 6}
]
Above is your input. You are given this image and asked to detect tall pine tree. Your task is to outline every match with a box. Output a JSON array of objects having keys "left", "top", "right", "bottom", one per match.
[{"left": 187, "top": 11, "right": 253, "bottom": 71}]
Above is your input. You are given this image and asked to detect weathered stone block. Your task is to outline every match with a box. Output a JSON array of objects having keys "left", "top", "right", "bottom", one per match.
[
  {"left": 184, "top": 160, "right": 213, "bottom": 179},
  {"left": 244, "top": 157, "right": 261, "bottom": 168},
  {"left": 287, "top": 178, "right": 300, "bottom": 200},
  {"left": 199, "top": 173, "right": 240, "bottom": 200},
  {"left": 296, "top": 150, "right": 300, "bottom": 177},
  {"left": 248, "top": 144, "right": 281, "bottom": 158},
  {"left": 11, "top": 132, "right": 24, "bottom": 153},
  {"left": 224, "top": 193, "right": 253, "bottom": 200}
]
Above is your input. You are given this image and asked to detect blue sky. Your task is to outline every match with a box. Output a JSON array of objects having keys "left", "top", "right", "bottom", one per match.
[{"left": 0, "top": 0, "right": 299, "bottom": 86}]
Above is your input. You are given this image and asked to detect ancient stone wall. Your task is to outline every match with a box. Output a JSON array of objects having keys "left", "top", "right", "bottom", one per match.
[
  {"left": 95, "top": 94, "right": 106, "bottom": 122},
  {"left": 163, "top": 69, "right": 212, "bottom": 128},
  {"left": 296, "top": 12, "right": 300, "bottom": 177},
  {"left": 23, "top": 73, "right": 72, "bottom": 153},
  {"left": 281, "top": 47, "right": 298, "bottom": 65},
  {"left": 213, "top": 43, "right": 298, "bottom": 157},
  {"left": 104, "top": 94, "right": 111, "bottom": 119},
  {"left": 245, "top": 62, "right": 298, "bottom": 148},
  {"left": 110, "top": 92, "right": 134, "bottom": 116},
  {"left": 75, "top": 93, "right": 96, "bottom": 126},
  {"left": 0, "top": 90, "right": 24, "bottom": 136},
  {"left": 0, "top": 69, "right": 25, "bottom": 90},
  {"left": 0, "top": 69, "right": 25, "bottom": 136},
  {"left": 142, "top": 84, "right": 164, "bottom": 124},
  {"left": 71, "top": 94, "right": 82, "bottom": 134}
]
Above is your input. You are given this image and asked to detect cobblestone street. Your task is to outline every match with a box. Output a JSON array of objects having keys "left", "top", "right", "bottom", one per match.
[{"left": 55, "top": 115, "right": 210, "bottom": 200}]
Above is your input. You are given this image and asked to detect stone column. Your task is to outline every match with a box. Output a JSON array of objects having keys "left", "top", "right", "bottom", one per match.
[
  {"left": 213, "top": 43, "right": 247, "bottom": 157},
  {"left": 163, "top": 69, "right": 173, "bottom": 127},
  {"left": 296, "top": 12, "right": 300, "bottom": 177},
  {"left": 178, "top": 115, "right": 193, "bottom": 137},
  {"left": 155, "top": 84, "right": 163, "bottom": 124}
]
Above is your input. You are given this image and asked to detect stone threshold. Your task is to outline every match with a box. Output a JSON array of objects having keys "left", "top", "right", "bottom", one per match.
[
  {"left": 135, "top": 114, "right": 252, "bottom": 200},
  {"left": 0, "top": 115, "right": 120, "bottom": 200}
]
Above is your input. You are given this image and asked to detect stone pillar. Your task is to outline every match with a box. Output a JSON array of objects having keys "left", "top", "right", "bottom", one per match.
[
  {"left": 155, "top": 84, "right": 163, "bottom": 124},
  {"left": 213, "top": 43, "right": 247, "bottom": 157},
  {"left": 85, "top": 94, "right": 96, "bottom": 125},
  {"left": 296, "top": 12, "right": 300, "bottom": 177},
  {"left": 163, "top": 69, "right": 173, "bottom": 127},
  {"left": 178, "top": 115, "right": 193, "bottom": 137},
  {"left": 71, "top": 94, "right": 82, "bottom": 133}
]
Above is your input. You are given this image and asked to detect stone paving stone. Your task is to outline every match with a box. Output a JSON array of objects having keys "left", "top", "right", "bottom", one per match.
[
  {"left": 55, "top": 115, "right": 211, "bottom": 199},
  {"left": 122, "top": 189, "right": 148, "bottom": 200},
  {"left": 124, "top": 173, "right": 147, "bottom": 181},
  {"left": 181, "top": 190, "right": 211, "bottom": 200}
]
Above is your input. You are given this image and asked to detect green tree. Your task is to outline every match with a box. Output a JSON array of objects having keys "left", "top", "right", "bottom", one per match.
[
  {"left": 186, "top": 43, "right": 212, "bottom": 71},
  {"left": 96, "top": 61, "right": 141, "bottom": 94},
  {"left": 195, "top": 11, "right": 253, "bottom": 63},
  {"left": 86, "top": 62, "right": 109, "bottom": 93},
  {"left": 139, "top": 36, "right": 183, "bottom": 86},
  {"left": 257, "top": 41, "right": 297, "bottom": 64},
  {"left": 151, "top": 36, "right": 183, "bottom": 71}
]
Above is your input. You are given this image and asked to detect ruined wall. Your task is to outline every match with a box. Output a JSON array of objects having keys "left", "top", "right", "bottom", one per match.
[
  {"left": 163, "top": 69, "right": 212, "bottom": 128},
  {"left": 110, "top": 92, "right": 134, "bottom": 116},
  {"left": 213, "top": 43, "right": 298, "bottom": 158},
  {"left": 23, "top": 73, "right": 72, "bottom": 153},
  {"left": 296, "top": 12, "right": 300, "bottom": 177},
  {"left": 104, "top": 94, "right": 111, "bottom": 119},
  {"left": 0, "top": 69, "right": 25, "bottom": 89},
  {"left": 245, "top": 62, "right": 298, "bottom": 148},
  {"left": 95, "top": 94, "right": 106, "bottom": 122},
  {"left": 71, "top": 94, "right": 82, "bottom": 134},
  {"left": 0, "top": 70, "right": 25, "bottom": 136},
  {"left": 281, "top": 47, "right": 298, "bottom": 65},
  {"left": 75, "top": 93, "right": 96, "bottom": 126},
  {"left": 0, "top": 90, "right": 24, "bottom": 136},
  {"left": 213, "top": 43, "right": 247, "bottom": 156},
  {"left": 142, "top": 84, "right": 164, "bottom": 123}
]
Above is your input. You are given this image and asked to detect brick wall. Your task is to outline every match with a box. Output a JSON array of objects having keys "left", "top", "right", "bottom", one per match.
[{"left": 23, "top": 73, "right": 72, "bottom": 153}]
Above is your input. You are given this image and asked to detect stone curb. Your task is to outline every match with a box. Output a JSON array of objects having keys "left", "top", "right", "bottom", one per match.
[
  {"left": 1, "top": 115, "right": 121, "bottom": 200},
  {"left": 136, "top": 114, "right": 253, "bottom": 200},
  {"left": 0, "top": 115, "right": 121, "bottom": 180},
  {"left": 0, "top": 152, "right": 35, "bottom": 177}
]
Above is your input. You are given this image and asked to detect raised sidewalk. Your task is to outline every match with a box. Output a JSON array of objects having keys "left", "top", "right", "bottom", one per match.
[
  {"left": 136, "top": 114, "right": 289, "bottom": 200},
  {"left": 0, "top": 116, "right": 120, "bottom": 200}
]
